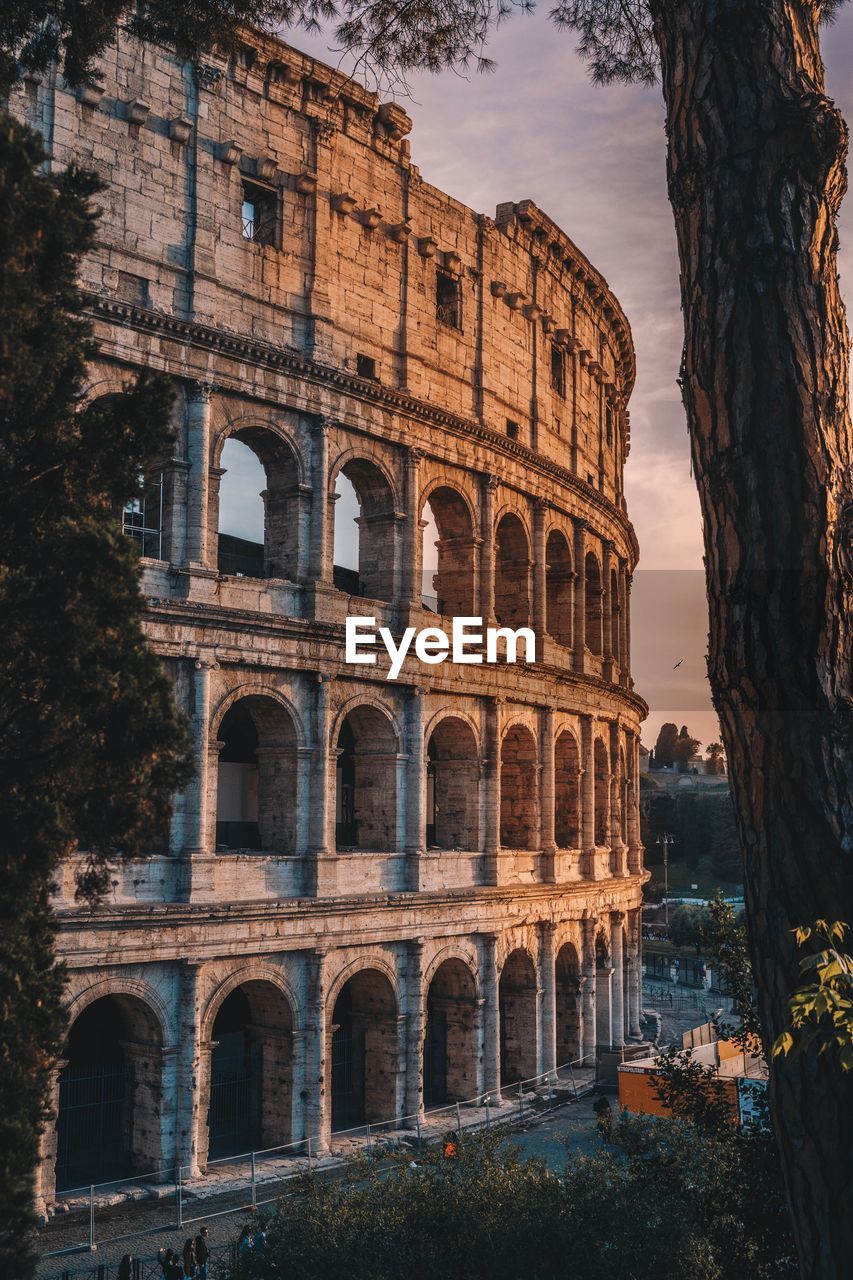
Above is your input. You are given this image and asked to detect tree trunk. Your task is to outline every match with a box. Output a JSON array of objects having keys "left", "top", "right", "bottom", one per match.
[{"left": 651, "top": 0, "right": 853, "bottom": 1274}]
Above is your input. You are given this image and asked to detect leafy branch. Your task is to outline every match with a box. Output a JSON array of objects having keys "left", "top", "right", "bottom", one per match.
[{"left": 772, "top": 922, "right": 853, "bottom": 1072}]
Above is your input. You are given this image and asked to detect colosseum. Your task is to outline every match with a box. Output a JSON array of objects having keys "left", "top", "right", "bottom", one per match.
[{"left": 12, "top": 25, "right": 648, "bottom": 1213}]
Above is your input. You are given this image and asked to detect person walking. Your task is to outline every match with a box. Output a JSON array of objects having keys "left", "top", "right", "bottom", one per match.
[
  {"left": 195, "top": 1226, "right": 211, "bottom": 1280},
  {"left": 182, "top": 1238, "right": 198, "bottom": 1278},
  {"left": 117, "top": 1255, "right": 133, "bottom": 1280},
  {"left": 593, "top": 1093, "right": 613, "bottom": 1144}
]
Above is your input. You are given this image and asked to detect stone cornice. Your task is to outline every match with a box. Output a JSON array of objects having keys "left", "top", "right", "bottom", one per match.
[{"left": 85, "top": 294, "right": 641, "bottom": 567}]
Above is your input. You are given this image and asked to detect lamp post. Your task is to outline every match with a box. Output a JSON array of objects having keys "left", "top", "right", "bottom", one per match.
[{"left": 656, "top": 833, "right": 675, "bottom": 929}]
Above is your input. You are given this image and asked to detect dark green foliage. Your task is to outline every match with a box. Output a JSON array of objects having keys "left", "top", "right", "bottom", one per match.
[
  {"left": 641, "top": 784, "right": 740, "bottom": 887},
  {"left": 654, "top": 721, "right": 679, "bottom": 767},
  {"left": 233, "top": 1118, "right": 795, "bottom": 1280},
  {"left": 701, "top": 891, "right": 762, "bottom": 1051},
  {"left": 0, "top": 112, "right": 192, "bottom": 1276},
  {"left": 668, "top": 903, "right": 711, "bottom": 948}
]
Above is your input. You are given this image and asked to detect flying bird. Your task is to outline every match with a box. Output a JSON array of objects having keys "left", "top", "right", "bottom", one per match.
[{"left": 672, "top": 659, "right": 684, "bottom": 669}]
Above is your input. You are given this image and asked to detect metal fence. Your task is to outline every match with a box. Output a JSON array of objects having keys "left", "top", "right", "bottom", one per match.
[{"left": 39, "top": 1058, "right": 592, "bottom": 1269}]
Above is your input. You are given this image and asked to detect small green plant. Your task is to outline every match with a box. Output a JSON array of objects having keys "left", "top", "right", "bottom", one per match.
[{"left": 772, "top": 922, "right": 853, "bottom": 1071}]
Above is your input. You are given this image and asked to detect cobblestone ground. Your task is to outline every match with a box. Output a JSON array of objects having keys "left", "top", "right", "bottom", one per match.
[{"left": 35, "top": 989, "right": 718, "bottom": 1280}]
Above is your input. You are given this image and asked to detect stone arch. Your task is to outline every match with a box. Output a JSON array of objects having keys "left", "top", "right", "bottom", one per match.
[
  {"left": 593, "top": 736, "right": 609, "bottom": 847},
  {"left": 585, "top": 550, "right": 603, "bottom": 656},
  {"left": 201, "top": 964, "right": 302, "bottom": 1040},
  {"left": 420, "top": 483, "right": 477, "bottom": 616},
  {"left": 211, "top": 683, "right": 307, "bottom": 747},
  {"left": 424, "top": 958, "right": 479, "bottom": 1107},
  {"left": 214, "top": 693, "right": 300, "bottom": 853},
  {"left": 330, "top": 452, "right": 399, "bottom": 602},
  {"left": 426, "top": 714, "right": 480, "bottom": 850},
  {"left": 500, "top": 723, "right": 538, "bottom": 849},
  {"left": 214, "top": 422, "right": 304, "bottom": 580},
  {"left": 499, "top": 949, "right": 538, "bottom": 1087},
  {"left": 55, "top": 990, "right": 165, "bottom": 1191},
  {"left": 545, "top": 529, "right": 573, "bottom": 647},
  {"left": 203, "top": 978, "right": 295, "bottom": 1160},
  {"left": 555, "top": 943, "right": 582, "bottom": 1066},
  {"left": 494, "top": 511, "right": 531, "bottom": 628},
  {"left": 333, "top": 701, "right": 400, "bottom": 851},
  {"left": 554, "top": 729, "right": 581, "bottom": 849},
  {"left": 328, "top": 966, "right": 399, "bottom": 1131}
]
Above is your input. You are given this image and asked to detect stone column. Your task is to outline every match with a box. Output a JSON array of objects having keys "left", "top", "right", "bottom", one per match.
[
  {"left": 532, "top": 499, "right": 547, "bottom": 649},
  {"left": 176, "top": 961, "right": 203, "bottom": 1178},
  {"left": 184, "top": 382, "right": 213, "bottom": 569},
  {"left": 572, "top": 518, "right": 586, "bottom": 672},
  {"left": 480, "top": 933, "right": 502, "bottom": 1102},
  {"left": 627, "top": 908, "right": 643, "bottom": 1039},
  {"left": 538, "top": 921, "right": 557, "bottom": 1081},
  {"left": 184, "top": 658, "right": 213, "bottom": 859},
  {"left": 580, "top": 714, "right": 596, "bottom": 877},
  {"left": 609, "top": 720, "right": 627, "bottom": 875},
  {"left": 304, "top": 950, "right": 331, "bottom": 1154},
  {"left": 402, "top": 448, "right": 423, "bottom": 609},
  {"left": 610, "top": 913, "right": 625, "bottom": 1049},
  {"left": 581, "top": 916, "right": 597, "bottom": 1065},
  {"left": 482, "top": 697, "right": 501, "bottom": 886},
  {"left": 627, "top": 733, "right": 643, "bottom": 874},
  {"left": 602, "top": 540, "right": 614, "bottom": 682},
  {"left": 405, "top": 687, "right": 425, "bottom": 890},
  {"left": 539, "top": 705, "right": 556, "bottom": 883},
  {"left": 625, "top": 572, "right": 633, "bottom": 685},
  {"left": 290, "top": 1029, "right": 308, "bottom": 1143},
  {"left": 307, "top": 675, "right": 335, "bottom": 896},
  {"left": 479, "top": 474, "right": 497, "bottom": 623},
  {"left": 404, "top": 938, "right": 425, "bottom": 1125},
  {"left": 308, "top": 417, "right": 330, "bottom": 582}
]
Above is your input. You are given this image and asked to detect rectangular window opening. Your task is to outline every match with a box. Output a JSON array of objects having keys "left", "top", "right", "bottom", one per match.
[
  {"left": 551, "top": 344, "right": 566, "bottom": 398},
  {"left": 123, "top": 472, "right": 164, "bottom": 559},
  {"left": 356, "top": 353, "right": 378, "bottom": 380},
  {"left": 506, "top": 419, "right": 520, "bottom": 442},
  {"left": 436, "top": 269, "right": 462, "bottom": 330},
  {"left": 241, "top": 180, "right": 278, "bottom": 247}
]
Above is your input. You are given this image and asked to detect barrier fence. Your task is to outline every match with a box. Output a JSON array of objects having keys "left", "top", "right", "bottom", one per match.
[{"left": 39, "top": 1058, "right": 593, "bottom": 1269}]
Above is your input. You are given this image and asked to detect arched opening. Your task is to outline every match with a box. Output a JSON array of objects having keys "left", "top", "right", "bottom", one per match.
[
  {"left": 55, "top": 994, "right": 163, "bottom": 1191},
  {"left": 555, "top": 944, "right": 582, "bottom": 1066},
  {"left": 421, "top": 487, "right": 476, "bottom": 616},
  {"left": 595, "top": 933, "right": 613, "bottom": 1049},
  {"left": 332, "top": 459, "right": 397, "bottom": 602},
  {"left": 554, "top": 730, "right": 581, "bottom": 849},
  {"left": 585, "top": 551, "right": 603, "bottom": 656},
  {"left": 545, "top": 530, "right": 572, "bottom": 646},
  {"left": 500, "top": 725, "right": 538, "bottom": 849},
  {"left": 494, "top": 513, "right": 531, "bottom": 627},
  {"left": 217, "top": 431, "right": 301, "bottom": 580},
  {"left": 335, "top": 706, "right": 398, "bottom": 851},
  {"left": 499, "top": 950, "right": 538, "bottom": 1086},
  {"left": 424, "top": 959, "right": 478, "bottom": 1107},
  {"left": 593, "top": 738, "right": 609, "bottom": 847},
  {"left": 426, "top": 718, "right": 480, "bottom": 850},
  {"left": 215, "top": 696, "right": 298, "bottom": 853},
  {"left": 207, "top": 981, "right": 294, "bottom": 1159},
  {"left": 330, "top": 970, "right": 398, "bottom": 1130},
  {"left": 89, "top": 394, "right": 168, "bottom": 562},
  {"left": 610, "top": 567, "right": 620, "bottom": 669}
]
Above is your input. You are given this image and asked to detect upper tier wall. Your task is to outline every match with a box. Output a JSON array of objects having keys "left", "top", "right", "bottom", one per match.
[{"left": 12, "top": 27, "right": 636, "bottom": 508}]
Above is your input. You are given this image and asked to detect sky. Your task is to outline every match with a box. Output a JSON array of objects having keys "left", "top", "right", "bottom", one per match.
[{"left": 222, "top": 9, "right": 853, "bottom": 752}]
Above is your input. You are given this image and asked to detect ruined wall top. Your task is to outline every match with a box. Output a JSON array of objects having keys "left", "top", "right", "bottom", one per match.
[{"left": 12, "top": 25, "right": 637, "bottom": 502}]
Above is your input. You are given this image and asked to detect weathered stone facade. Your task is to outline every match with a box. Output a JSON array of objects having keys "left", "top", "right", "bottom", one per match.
[{"left": 11, "top": 26, "right": 647, "bottom": 1212}]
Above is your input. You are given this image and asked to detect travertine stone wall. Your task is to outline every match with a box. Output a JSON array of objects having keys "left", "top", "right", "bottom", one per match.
[{"left": 11, "top": 28, "right": 648, "bottom": 1218}]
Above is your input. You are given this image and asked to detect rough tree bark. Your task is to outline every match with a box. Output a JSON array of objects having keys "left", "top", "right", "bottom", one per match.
[{"left": 650, "top": 0, "right": 853, "bottom": 1273}]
